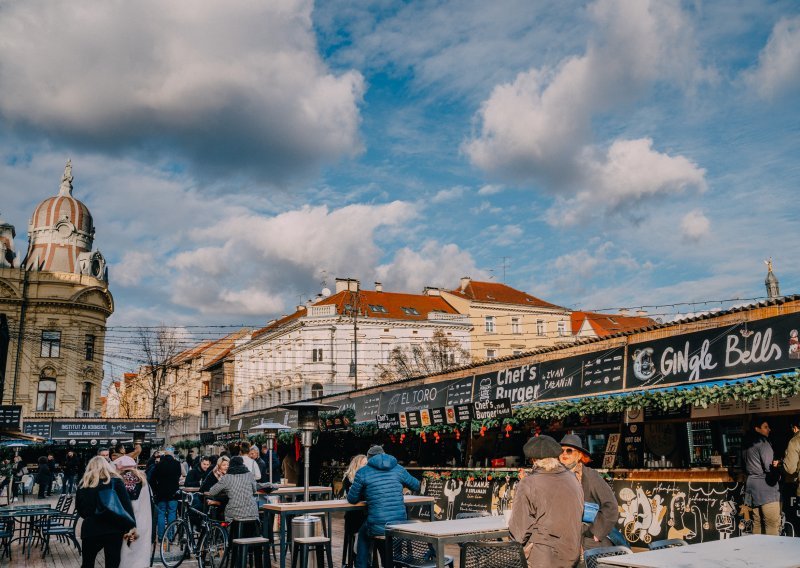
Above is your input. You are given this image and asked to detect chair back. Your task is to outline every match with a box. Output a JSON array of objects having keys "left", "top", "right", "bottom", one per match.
[
  {"left": 648, "top": 538, "right": 688, "bottom": 550},
  {"left": 57, "top": 495, "right": 74, "bottom": 513},
  {"left": 0, "top": 516, "right": 13, "bottom": 537},
  {"left": 460, "top": 541, "right": 526, "bottom": 568},
  {"left": 584, "top": 546, "right": 633, "bottom": 568}
]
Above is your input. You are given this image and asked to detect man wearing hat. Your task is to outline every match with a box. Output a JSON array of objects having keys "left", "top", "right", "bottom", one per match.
[
  {"left": 559, "top": 434, "right": 619, "bottom": 551},
  {"left": 509, "top": 435, "right": 583, "bottom": 568},
  {"left": 347, "top": 445, "right": 421, "bottom": 568}
]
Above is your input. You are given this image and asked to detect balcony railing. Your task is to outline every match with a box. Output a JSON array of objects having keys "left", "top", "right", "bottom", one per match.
[
  {"left": 427, "top": 312, "right": 469, "bottom": 323},
  {"left": 307, "top": 305, "right": 337, "bottom": 317}
]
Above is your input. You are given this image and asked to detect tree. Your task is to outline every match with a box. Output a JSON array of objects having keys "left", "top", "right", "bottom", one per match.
[
  {"left": 376, "top": 330, "right": 472, "bottom": 383},
  {"left": 135, "top": 326, "right": 184, "bottom": 419}
]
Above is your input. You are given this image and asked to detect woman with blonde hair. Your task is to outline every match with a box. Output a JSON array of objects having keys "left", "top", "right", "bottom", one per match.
[
  {"left": 342, "top": 454, "right": 367, "bottom": 568},
  {"left": 76, "top": 456, "right": 135, "bottom": 568},
  {"left": 114, "top": 455, "right": 153, "bottom": 568}
]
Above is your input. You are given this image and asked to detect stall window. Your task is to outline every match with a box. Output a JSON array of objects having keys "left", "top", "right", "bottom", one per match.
[
  {"left": 81, "top": 382, "right": 93, "bottom": 411},
  {"left": 85, "top": 334, "right": 95, "bottom": 361},
  {"left": 37, "top": 378, "right": 57, "bottom": 411},
  {"left": 311, "top": 383, "right": 324, "bottom": 398},
  {"left": 41, "top": 330, "right": 61, "bottom": 357},
  {"left": 485, "top": 316, "right": 496, "bottom": 333}
]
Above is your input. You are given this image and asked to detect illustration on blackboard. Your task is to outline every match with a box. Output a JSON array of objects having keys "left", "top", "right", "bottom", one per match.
[
  {"left": 491, "top": 478, "right": 515, "bottom": 515},
  {"left": 618, "top": 486, "right": 665, "bottom": 544},
  {"left": 631, "top": 348, "right": 656, "bottom": 381},
  {"left": 667, "top": 491, "right": 702, "bottom": 542},
  {"left": 443, "top": 479, "right": 463, "bottom": 519},
  {"left": 790, "top": 329, "right": 800, "bottom": 359}
]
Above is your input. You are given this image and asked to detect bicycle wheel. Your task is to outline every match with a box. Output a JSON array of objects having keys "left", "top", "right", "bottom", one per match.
[
  {"left": 198, "top": 524, "right": 229, "bottom": 568},
  {"left": 161, "top": 519, "right": 191, "bottom": 568}
]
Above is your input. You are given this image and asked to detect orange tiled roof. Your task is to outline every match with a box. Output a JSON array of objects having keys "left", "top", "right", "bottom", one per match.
[
  {"left": 571, "top": 311, "right": 655, "bottom": 336},
  {"left": 448, "top": 280, "right": 565, "bottom": 310},
  {"left": 200, "top": 328, "right": 251, "bottom": 369},
  {"left": 251, "top": 289, "right": 460, "bottom": 340}
]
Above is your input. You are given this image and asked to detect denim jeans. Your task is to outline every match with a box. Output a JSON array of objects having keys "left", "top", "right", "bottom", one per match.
[
  {"left": 157, "top": 500, "right": 179, "bottom": 539},
  {"left": 355, "top": 523, "right": 379, "bottom": 568},
  {"left": 63, "top": 473, "right": 77, "bottom": 494}
]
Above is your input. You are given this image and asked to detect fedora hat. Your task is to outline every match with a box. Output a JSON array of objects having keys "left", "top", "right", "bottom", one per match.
[{"left": 560, "top": 434, "right": 589, "bottom": 455}]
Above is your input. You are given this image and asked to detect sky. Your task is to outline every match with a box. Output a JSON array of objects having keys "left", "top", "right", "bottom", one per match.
[{"left": 1, "top": 0, "right": 799, "bottom": 346}]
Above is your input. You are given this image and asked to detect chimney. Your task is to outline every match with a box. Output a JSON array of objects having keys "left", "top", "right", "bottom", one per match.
[
  {"left": 374, "top": 282, "right": 383, "bottom": 292},
  {"left": 335, "top": 278, "right": 360, "bottom": 294},
  {"left": 460, "top": 276, "right": 471, "bottom": 292}
]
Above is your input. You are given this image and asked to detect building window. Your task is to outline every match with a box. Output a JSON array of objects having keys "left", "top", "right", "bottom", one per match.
[
  {"left": 40, "top": 331, "right": 61, "bottom": 358},
  {"left": 311, "top": 383, "right": 323, "bottom": 398},
  {"left": 297, "top": 387, "right": 302, "bottom": 400},
  {"left": 486, "top": 349, "right": 497, "bottom": 360},
  {"left": 511, "top": 317, "right": 521, "bottom": 334},
  {"left": 536, "top": 320, "right": 545, "bottom": 336},
  {"left": 558, "top": 321, "right": 567, "bottom": 336},
  {"left": 81, "top": 382, "right": 93, "bottom": 411},
  {"left": 202, "top": 382, "right": 210, "bottom": 397},
  {"left": 37, "top": 378, "right": 57, "bottom": 411},
  {"left": 369, "top": 304, "right": 388, "bottom": 313},
  {"left": 312, "top": 348, "right": 323, "bottom": 362},
  {"left": 485, "top": 316, "right": 495, "bottom": 333},
  {"left": 381, "top": 343, "right": 391, "bottom": 364},
  {"left": 201, "top": 411, "right": 209, "bottom": 429},
  {"left": 276, "top": 391, "right": 282, "bottom": 404},
  {"left": 84, "top": 334, "right": 95, "bottom": 361}
]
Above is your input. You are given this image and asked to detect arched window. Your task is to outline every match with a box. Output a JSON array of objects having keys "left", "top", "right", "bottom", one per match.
[
  {"left": 81, "top": 382, "right": 93, "bottom": 411},
  {"left": 311, "top": 383, "right": 323, "bottom": 398},
  {"left": 276, "top": 391, "right": 282, "bottom": 404},
  {"left": 37, "top": 375, "right": 57, "bottom": 411},
  {"left": 296, "top": 387, "right": 302, "bottom": 400}
]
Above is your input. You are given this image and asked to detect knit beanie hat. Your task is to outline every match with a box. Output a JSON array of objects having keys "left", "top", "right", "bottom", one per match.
[{"left": 367, "top": 445, "right": 385, "bottom": 457}]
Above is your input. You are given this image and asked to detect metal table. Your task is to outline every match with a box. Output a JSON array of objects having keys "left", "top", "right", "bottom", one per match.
[
  {"left": 0, "top": 507, "right": 60, "bottom": 559},
  {"left": 598, "top": 535, "right": 800, "bottom": 568},
  {"left": 270, "top": 486, "right": 332, "bottom": 502},
  {"left": 384, "top": 515, "right": 509, "bottom": 568},
  {"left": 262, "top": 495, "right": 435, "bottom": 568}
]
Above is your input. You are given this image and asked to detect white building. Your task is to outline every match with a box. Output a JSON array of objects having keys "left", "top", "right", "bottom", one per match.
[{"left": 231, "top": 278, "right": 472, "bottom": 415}]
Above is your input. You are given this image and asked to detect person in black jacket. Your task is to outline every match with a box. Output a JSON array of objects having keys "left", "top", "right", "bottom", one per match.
[
  {"left": 35, "top": 455, "right": 52, "bottom": 499},
  {"left": 76, "top": 456, "right": 135, "bottom": 568},
  {"left": 150, "top": 447, "right": 182, "bottom": 540},
  {"left": 62, "top": 450, "right": 81, "bottom": 494},
  {"left": 184, "top": 456, "right": 212, "bottom": 488}
]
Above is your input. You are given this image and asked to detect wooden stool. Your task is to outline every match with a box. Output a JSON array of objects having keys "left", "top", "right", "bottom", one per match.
[
  {"left": 230, "top": 519, "right": 268, "bottom": 568},
  {"left": 371, "top": 535, "right": 385, "bottom": 568},
  {"left": 292, "top": 536, "right": 333, "bottom": 568},
  {"left": 341, "top": 530, "right": 356, "bottom": 568},
  {"left": 232, "top": 537, "right": 271, "bottom": 568}
]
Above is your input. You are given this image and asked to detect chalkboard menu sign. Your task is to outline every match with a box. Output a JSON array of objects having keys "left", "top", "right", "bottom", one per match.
[
  {"left": 215, "top": 431, "right": 243, "bottom": 443},
  {"left": 445, "top": 377, "right": 474, "bottom": 405},
  {"left": 644, "top": 404, "right": 690, "bottom": 420},
  {"left": 430, "top": 408, "right": 446, "bottom": 425},
  {"left": 351, "top": 393, "right": 382, "bottom": 421},
  {"left": 471, "top": 398, "right": 512, "bottom": 421},
  {"left": 621, "top": 423, "right": 644, "bottom": 469},
  {"left": 454, "top": 404, "right": 472, "bottom": 422},
  {"left": 406, "top": 411, "right": 421, "bottom": 428},
  {"left": 0, "top": 405, "right": 21, "bottom": 430},
  {"left": 23, "top": 421, "right": 51, "bottom": 438},
  {"left": 376, "top": 414, "right": 401, "bottom": 429}
]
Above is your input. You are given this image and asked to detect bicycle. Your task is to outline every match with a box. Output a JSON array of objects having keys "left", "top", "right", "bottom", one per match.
[{"left": 160, "top": 490, "right": 229, "bottom": 568}]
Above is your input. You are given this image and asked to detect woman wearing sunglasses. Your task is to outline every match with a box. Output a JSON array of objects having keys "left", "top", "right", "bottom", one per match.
[{"left": 559, "top": 435, "right": 621, "bottom": 551}]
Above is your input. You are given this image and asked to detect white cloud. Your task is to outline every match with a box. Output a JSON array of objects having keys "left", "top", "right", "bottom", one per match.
[
  {"left": 485, "top": 224, "right": 524, "bottom": 246},
  {"left": 114, "top": 251, "right": 159, "bottom": 287},
  {"left": 680, "top": 209, "right": 711, "bottom": 242},
  {"left": 470, "top": 201, "right": 502, "bottom": 215},
  {"left": 431, "top": 186, "right": 466, "bottom": 203},
  {"left": 477, "top": 184, "right": 504, "bottom": 196},
  {"left": 464, "top": 0, "right": 707, "bottom": 223},
  {"left": 744, "top": 16, "right": 800, "bottom": 100},
  {"left": 0, "top": 0, "right": 364, "bottom": 183},
  {"left": 376, "top": 241, "right": 487, "bottom": 293}
]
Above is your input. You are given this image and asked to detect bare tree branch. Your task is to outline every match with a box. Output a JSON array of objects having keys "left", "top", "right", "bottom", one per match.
[{"left": 376, "top": 330, "right": 471, "bottom": 383}]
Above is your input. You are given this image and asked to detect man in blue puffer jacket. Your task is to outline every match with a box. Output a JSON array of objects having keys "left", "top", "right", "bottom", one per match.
[{"left": 347, "top": 445, "right": 420, "bottom": 568}]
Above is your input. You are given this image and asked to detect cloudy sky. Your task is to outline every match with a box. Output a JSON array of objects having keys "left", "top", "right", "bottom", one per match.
[{"left": 1, "top": 0, "right": 799, "bottom": 339}]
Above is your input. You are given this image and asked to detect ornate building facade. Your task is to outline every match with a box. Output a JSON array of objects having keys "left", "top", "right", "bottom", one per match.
[{"left": 0, "top": 162, "right": 113, "bottom": 419}]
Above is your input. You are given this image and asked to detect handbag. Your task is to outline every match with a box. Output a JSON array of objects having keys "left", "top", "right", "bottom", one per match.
[
  {"left": 96, "top": 483, "right": 136, "bottom": 531},
  {"left": 582, "top": 501, "right": 600, "bottom": 523}
]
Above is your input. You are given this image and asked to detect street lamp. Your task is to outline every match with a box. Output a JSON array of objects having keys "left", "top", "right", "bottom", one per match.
[
  {"left": 280, "top": 401, "right": 337, "bottom": 536},
  {"left": 249, "top": 421, "right": 289, "bottom": 483},
  {"left": 124, "top": 428, "right": 151, "bottom": 445}
]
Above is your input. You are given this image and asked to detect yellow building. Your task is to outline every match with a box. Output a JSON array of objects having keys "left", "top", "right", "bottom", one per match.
[
  {"left": 0, "top": 162, "right": 113, "bottom": 419},
  {"left": 427, "top": 277, "right": 574, "bottom": 361}
]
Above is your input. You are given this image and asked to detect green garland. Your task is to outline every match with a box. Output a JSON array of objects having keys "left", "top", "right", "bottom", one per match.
[
  {"left": 422, "top": 469, "right": 523, "bottom": 481},
  {"left": 173, "top": 439, "right": 200, "bottom": 451}
]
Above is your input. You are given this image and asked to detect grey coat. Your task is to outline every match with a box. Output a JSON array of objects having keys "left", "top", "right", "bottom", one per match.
[
  {"left": 509, "top": 465, "right": 583, "bottom": 568},
  {"left": 208, "top": 471, "right": 258, "bottom": 522},
  {"left": 578, "top": 465, "right": 618, "bottom": 550},
  {"left": 744, "top": 436, "right": 780, "bottom": 507}
]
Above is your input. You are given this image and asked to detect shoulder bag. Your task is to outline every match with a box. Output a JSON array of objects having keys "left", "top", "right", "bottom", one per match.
[{"left": 96, "top": 481, "right": 136, "bottom": 531}]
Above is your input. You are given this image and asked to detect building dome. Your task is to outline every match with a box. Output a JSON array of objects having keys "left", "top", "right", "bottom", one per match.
[{"left": 24, "top": 161, "right": 106, "bottom": 280}]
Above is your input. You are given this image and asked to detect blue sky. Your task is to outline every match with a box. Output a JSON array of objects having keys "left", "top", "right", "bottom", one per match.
[{"left": 1, "top": 0, "right": 799, "bottom": 337}]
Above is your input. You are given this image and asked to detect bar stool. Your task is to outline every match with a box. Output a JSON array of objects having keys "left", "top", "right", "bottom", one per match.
[
  {"left": 371, "top": 535, "right": 385, "bottom": 568},
  {"left": 292, "top": 536, "right": 333, "bottom": 568},
  {"left": 230, "top": 519, "right": 270, "bottom": 568}
]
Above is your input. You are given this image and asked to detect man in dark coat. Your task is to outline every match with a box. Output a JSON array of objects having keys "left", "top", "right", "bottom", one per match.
[
  {"left": 347, "top": 445, "right": 420, "bottom": 568},
  {"left": 559, "top": 434, "right": 619, "bottom": 551},
  {"left": 62, "top": 450, "right": 81, "bottom": 494},
  {"left": 509, "top": 435, "right": 583, "bottom": 568},
  {"left": 150, "top": 447, "right": 182, "bottom": 540},
  {"left": 261, "top": 444, "right": 281, "bottom": 483}
]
